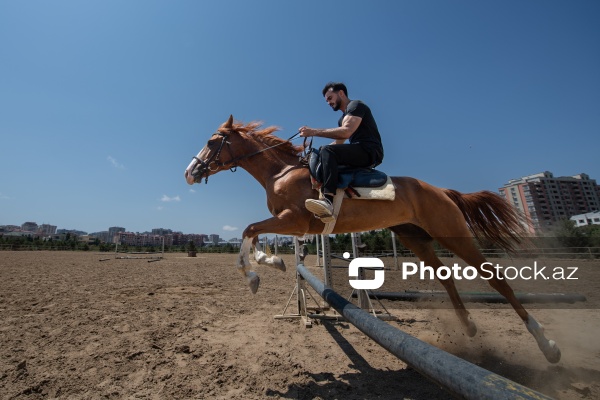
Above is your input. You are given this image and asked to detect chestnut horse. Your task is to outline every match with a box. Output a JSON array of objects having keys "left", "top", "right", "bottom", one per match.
[{"left": 184, "top": 115, "right": 561, "bottom": 363}]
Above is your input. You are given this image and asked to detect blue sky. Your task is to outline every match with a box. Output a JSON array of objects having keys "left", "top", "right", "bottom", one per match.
[{"left": 1, "top": 1, "right": 599, "bottom": 237}]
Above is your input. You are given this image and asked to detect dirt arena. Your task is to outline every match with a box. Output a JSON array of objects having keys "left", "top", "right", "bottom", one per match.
[{"left": 1, "top": 251, "right": 599, "bottom": 399}]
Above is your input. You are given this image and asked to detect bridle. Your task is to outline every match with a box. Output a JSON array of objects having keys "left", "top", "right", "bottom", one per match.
[
  {"left": 190, "top": 130, "right": 302, "bottom": 184},
  {"left": 189, "top": 132, "right": 231, "bottom": 184}
]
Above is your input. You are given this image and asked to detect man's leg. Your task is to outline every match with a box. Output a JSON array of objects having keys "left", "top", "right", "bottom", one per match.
[
  {"left": 306, "top": 144, "right": 371, "bottom": 221},
  {"left": 321, "top": 144, "right": 372, "bottom": 200}
]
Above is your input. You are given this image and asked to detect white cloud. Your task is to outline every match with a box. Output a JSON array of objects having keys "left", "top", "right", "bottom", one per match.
[
  {"left": 160, "top": 195, "right": 181, "bottom": 202},
  {"left": 156, "top": 206, "right": 164, "bottom": 211},
  {"left": 107, "top": 156, "right": 124, "bottom": 169},
  {"left": 0, "top": 193, "right": 10, "bottom": 200},
  {"left": 189, "top": 188, "right": 196, "bottom": 193},
  {"left": 223, "top": 225, "right": 238, "bottom": 232}
]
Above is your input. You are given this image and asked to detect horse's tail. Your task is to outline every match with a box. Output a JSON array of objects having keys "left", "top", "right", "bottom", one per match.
[{"left": 443, "top": 189, "right": 530, "bottom": 253}]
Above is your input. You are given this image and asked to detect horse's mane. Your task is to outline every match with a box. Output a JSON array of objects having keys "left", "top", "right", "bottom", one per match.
[{"left": 219, "top": 121, "right": 304, "bottom": 156}]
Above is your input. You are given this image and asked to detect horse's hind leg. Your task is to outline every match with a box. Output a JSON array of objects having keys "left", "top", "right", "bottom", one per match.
[
  {"left": 437, "top": 236, "right": 561, "bottom": 363},
  {"left": 391, "top": 227, "right": 477, "bottom": 337},
  {"left": 251, "top": 236, "right": 286, "bottom": 272},
  {"left": 486, "top": 269, "right": 561, "bottom": 363}
]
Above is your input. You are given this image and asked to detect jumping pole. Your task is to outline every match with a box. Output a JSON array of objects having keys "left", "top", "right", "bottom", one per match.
[{"left": 297, "top": 263, "right": 552, "bottom": 400}]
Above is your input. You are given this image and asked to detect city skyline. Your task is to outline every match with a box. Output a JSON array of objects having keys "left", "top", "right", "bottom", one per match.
[{"left": 0, "top": 222, "right": 231, "bottom": 239}]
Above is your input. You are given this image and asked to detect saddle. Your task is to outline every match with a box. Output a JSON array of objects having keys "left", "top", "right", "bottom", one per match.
[
  {"left": 307, "top": 147, "right": 391, "bottom": 197},
  {"left": 304, "top": 146, "right": 395, "bottom": 234}
]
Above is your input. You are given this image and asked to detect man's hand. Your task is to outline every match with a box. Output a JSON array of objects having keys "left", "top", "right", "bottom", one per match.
[{"left": 299, "top": 126, "right": 318, "bottom": 138}]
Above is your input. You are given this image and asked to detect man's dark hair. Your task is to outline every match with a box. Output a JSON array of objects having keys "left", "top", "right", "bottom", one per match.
[{"left": 322, "top": 82, "right": 348, "bottom": 97}]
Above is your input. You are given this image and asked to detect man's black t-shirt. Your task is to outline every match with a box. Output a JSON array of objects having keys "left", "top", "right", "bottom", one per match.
[{"left": 337, "top": 100, "right": 384, "bottom": 165}]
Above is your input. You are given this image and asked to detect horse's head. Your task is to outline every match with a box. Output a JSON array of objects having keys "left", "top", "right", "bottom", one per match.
[
  {"left": 184, "top": 115, "right": 239, "bottom": 185},
  {"left": 185, "top": 115, "right": 303, "bottom": 185}
]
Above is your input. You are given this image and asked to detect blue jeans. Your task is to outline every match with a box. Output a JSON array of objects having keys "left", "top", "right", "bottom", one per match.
[{"left": 320, "top": 144, "right": 372, "bottom": 196}]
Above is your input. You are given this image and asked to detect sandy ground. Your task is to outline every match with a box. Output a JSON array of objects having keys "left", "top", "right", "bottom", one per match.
[{"left": 1, "top": 251, "right": 599, "bottom": 399}]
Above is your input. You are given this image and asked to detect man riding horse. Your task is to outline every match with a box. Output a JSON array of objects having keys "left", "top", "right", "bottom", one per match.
[
  {"left": 183, "top": 99, "right": 562, "bottom": 365},
  {"left": 300, "top": 82, "right": 384, "bottom": 222}
]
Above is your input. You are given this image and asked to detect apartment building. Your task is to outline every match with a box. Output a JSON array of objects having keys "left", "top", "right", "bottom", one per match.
[
  {"left": 172, "top": 232, "right": 206, "bottom": 247},
  {"left": 108, "top": 226, "right": 126, "bottom": 243},
  {"left": 499, "top": 171, "right": 600, "bottom": 231},
  {"left": 38, "top": 224, "right": 57, "bottom": 235},
  {"left": 21, "top": 222, "right": 38, "bottom": 232},
  {"left": 115, "top": 232, "right": 173, "bottom": 247}
]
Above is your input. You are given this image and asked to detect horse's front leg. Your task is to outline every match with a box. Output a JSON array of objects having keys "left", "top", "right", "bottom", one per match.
[
  {"left": 237, "top": 237, "right": 261, "bottom": 294},
  {"left": 252, "top": 236, "right": 286, "bottom": 272},
  {"left": 236, "top": 209, "right": 310, "bottom": 294}
]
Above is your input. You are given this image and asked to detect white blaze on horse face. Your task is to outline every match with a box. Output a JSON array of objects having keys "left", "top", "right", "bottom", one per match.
[
  {"left": 184, "top": 158, "right": 198, "bottom": 185},
  {"left": 184, "top": 147, "right": 211, "bottom": 185}
]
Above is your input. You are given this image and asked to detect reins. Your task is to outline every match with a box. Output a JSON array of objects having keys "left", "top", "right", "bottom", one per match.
[
  {"left": 299, "top": 136, "right": 314, "bottom": 166},
  {"left": 223, "top": 130, "right": 302, "bottom": 168}
]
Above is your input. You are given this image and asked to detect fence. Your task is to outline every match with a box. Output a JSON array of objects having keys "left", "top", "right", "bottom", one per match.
[
  {"left": 0, "top": 245, "right": 90, "bottom": 251},
  {"left": 2, "top": 242, "right": 599, "bottom": 259}
]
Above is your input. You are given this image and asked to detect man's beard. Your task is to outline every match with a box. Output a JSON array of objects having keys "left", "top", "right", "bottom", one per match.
[{"left": 331, "top": 99, "right": 341, "bottom": 111}]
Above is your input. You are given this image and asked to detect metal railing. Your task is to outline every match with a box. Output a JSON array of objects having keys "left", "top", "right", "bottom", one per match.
[{"left": 2, "top": 243, "right": 599, "bottom": 259}]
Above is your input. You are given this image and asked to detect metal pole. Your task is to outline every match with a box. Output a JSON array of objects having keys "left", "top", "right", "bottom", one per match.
[
  {"left": 321, "top": 234, "right": 333, "bottom": 289},
  {"left": 351, "top": 232, "right": 369, "bottom": 309},
  {"left": 316, "top": 234, "right": 321, "bottom": 266},
  {"left": 296, "top": 263, "right": 552, "bottom": 400},
  {"left": 293, "top": 237, "right": 301, "bottom": 266},
  {"left": 391, "top": 230, "right": 399, "bottom": 270}
]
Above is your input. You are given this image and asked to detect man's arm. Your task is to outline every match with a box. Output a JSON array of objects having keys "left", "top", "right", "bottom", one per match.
[{"left": 299, "top": 114, "right": 362, "bottom": 140}]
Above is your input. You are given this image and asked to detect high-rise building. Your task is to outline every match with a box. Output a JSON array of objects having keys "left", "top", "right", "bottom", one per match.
[
  {"left": 21, "top": 222, "right": 38, "bottom": 232},
  {"left": 38, "top": 224, "right": 57, "bottom": 235},
  {"left": 208, "top": 234, "right": 220, "bottom": 246},
  {"left": 152, "top": 228, "right": 173, "bottom": 236},
  {"left": 108, "top": 226, "right": 126, "bottom": 243},
  {"left": 499, "top": 171, "right": 600, "bottom": 231},
  {"left": 172, "top": 232, "right": 206, "bottom": 247}
]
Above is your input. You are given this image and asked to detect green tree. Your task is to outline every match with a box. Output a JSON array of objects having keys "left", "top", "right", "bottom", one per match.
[
  {"left": 579, "top": 224, "right": 600, "bottom": 247},
  {"left": 552, "top": 219, "right": 589, "bottom": 249},
  {"left": 331, "top": 233, "right": 351, "bottom": 252}
]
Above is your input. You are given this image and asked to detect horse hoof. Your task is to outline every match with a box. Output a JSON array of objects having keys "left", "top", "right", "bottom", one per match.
[
  {"left": 247, "top": 272, "right": 260, "bottom": 294},
  {"left": 466, "top": 320, "right": 477, "bottom": 337},
  {"left": 544, "top": 340, "right": 561, "bottom": 364},
  {"left": 273, "top": 257, "right": 286, "bottom": 272}
]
